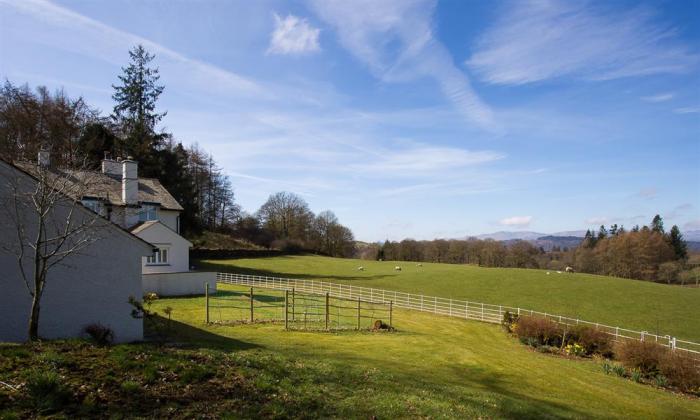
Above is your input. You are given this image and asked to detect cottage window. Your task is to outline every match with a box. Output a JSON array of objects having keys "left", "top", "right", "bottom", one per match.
[
  {"left": 139, "top": 204, "right": 158, "bottom": 221},
  {"left": 146, "top": 247, "right": 169, "bottom": 265},
  {"left": 81, "top": 199, "right": 100, "bottom": 214}
]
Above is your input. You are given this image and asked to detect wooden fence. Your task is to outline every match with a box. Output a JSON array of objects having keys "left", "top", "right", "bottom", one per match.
[
  {"left": 216, "top": 272, "right": 700, "bottom": 356},
  {"left": 205, "top": 283, "right": 392, "bottom": 331}
]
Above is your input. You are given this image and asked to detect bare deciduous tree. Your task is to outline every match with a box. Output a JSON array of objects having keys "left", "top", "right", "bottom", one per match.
[{"left": 0, "top": 156, "right": 110, "bottom": 341}]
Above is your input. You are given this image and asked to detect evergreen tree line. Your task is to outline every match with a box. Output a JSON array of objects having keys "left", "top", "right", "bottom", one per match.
[
  {"left": 0, "top": 45, "right": 355, "bottom": 257},
  {"left": 358, "top": 215, "right": 695, "bottom": 285}
]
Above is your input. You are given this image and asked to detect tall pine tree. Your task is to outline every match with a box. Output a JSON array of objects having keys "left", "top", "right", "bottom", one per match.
[{"left": 111, "top": 44, "right": 167, "bottom": 176}]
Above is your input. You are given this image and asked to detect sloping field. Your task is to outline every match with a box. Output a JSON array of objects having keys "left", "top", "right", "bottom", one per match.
[
  {"left": 146, "top": 284, "right": 700, "bottom": 418},
  {"left": 200, "top": 255, "right": 700, "bottom": 342}
]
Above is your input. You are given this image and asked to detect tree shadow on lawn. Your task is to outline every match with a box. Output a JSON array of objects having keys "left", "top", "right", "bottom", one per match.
[
  {"left": 198, "top": 260, "right": 397, "bottom": 282},
  {"left": 146, "top": 316, "right": 260, "bottom": 352}
]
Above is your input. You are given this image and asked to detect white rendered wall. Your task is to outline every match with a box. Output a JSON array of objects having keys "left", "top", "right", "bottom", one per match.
[
  {"left": 142, "top": 272, "right": 216, "bottom": 296},
  {"left": 0, "top": 163, "right": 151, "bottom": 343}
]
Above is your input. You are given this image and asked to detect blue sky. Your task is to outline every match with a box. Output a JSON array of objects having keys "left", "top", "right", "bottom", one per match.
[{"left": 1, "top": 0, "right": 699, "bottom": 241}]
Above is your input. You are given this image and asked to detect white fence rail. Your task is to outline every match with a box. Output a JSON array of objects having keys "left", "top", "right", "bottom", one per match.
[{"left": 216, "top": 272, "right": 700, "bottom": 356}]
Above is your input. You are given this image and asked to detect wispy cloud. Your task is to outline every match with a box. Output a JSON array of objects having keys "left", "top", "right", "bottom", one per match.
[
  {"left": 641, "top": 92, "right": 674, "bottom": 102},
  {"left": 353, "top": 145, "right": 504, "bottom": 174},
  {"left": 267, "top": 13, "right": 321, "bottom": 55},
  {"left": 2, "top": 0, "right": 264, "bottom": 97},
  {"left": 674, "top": 107, "right": 700, "bottom": 114},
  {"left": 638, "top": 187, "right": 657, "bottom": 199},
  {"left": 468, "top": 0, "right": 697, "bottom": 85},
  {"left": 499, "top": 216, "right": 533, "bottom": 227},
  {"left": 309, "top": 0, "right": 497, "bottom": 131}
]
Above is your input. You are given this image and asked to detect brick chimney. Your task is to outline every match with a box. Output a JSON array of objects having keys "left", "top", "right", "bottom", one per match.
[{"left": 121, "top": 157, "right": 138, "bottom": 205}]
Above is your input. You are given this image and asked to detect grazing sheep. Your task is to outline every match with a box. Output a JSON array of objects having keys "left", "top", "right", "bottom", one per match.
[
  {"left": 546, "top": 272, "right": 550, "bottom": 275},
  {"left": 565, "top": 266, "right": 575, "bottom": 273},
  {"left": 556, "top": 271, "right": 562, "bottom": 274},
  {"left": 357, "top": 266, "right": 365, "bottom": 271},
  {"left": 417, "top": 263, "right": 423, "bottom": 267},
  {"left": 394, "top": 266, "right": 402, "bottom": 271}
]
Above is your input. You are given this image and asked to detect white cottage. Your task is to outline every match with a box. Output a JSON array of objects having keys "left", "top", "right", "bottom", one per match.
[
  {"left": 0, "top": 158, "right": 153, "bottom": 343},
  {"left": 17, "top": 155, "right": 215, "bottom": 296}
]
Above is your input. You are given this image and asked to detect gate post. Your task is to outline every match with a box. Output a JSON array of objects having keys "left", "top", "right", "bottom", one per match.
[
  {"left": 292, "top": 288, "right": 296, "bottom": 321},
  {"left": 205, "top": 282, "right": 209, "bottom": 324},
  {"left": 250, "top": 287, "right": 254, "bottom": 323},
  {"left": 285, "top": 290, "right": 289, "bottom": 330},
  {"left": 389, "top": 301, "right": 393, "bottom": 328},
  {"left": 325, "top": 292, "right": 330, "bottom": 330},
  {"left": 357, "top": 297, "right": 361, "bottom": 330}
]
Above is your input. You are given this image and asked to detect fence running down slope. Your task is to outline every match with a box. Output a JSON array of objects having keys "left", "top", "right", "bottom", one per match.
[{"left": 216, "top": 272, "right": 700, "bottom": 356}]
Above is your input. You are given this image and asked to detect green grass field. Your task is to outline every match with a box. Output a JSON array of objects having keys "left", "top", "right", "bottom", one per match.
[
  {"left": 200, "top": 255, "right": 700, "bottom": 342},
  {"left": 3, "top": 283, "right": 698, "bottom": 418},
  {"left": 144, "top": 284, "right": 700, "bottom": 418}
]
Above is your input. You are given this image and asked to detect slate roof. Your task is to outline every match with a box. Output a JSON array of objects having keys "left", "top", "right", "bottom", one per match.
[{"left": 15, "top": 163, "right": 183, "bottom": 211}]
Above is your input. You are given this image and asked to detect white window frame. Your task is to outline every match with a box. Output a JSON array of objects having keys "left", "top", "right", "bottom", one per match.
[
  {"left": 146, "top": 246, "right": 170, "bottom": 266},
  {"left": 138, "top": 204, "right": 159, "bottom": 222}
]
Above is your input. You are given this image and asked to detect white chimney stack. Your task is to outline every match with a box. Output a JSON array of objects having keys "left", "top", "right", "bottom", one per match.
[
  {"left": 37, "top": 150, "right": 50, "bottom": 168},
  {"left": 121, "top": 157, "right": 138, "bottom": 205},
  {"left": 101, "top": 156, "right": 122, "bottom": 177}
]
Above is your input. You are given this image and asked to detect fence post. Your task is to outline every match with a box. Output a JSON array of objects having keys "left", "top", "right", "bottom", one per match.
[
  {"left": 325, "top": 292, "right": 330, "bottom": 330},
  {"left": 285, "top": 290, "right": 289, "bottom": 330},
  {"left": 481, "top": 303, "right": 484, "bottom": 321},
  {"left": 205, "top": 282, "right": 209, "bottom": 324},
  {"left": 357, "top": 297, "right": 361, "bottom": 330},
  {"left": 292, "top": 288, "right": 296, "bottom": 321},
  {"left": 389, "top": 300, "right": 393, "bottom": 328},
  {"left": 249, "top": 287, "right": 254, "bottom": 323}
]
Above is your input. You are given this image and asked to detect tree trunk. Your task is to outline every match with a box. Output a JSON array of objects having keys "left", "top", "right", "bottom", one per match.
[{"left": 28, "top": 291, "right": 41, "bottom": 341}]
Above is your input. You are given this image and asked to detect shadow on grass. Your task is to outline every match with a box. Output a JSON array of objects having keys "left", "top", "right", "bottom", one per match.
[
  {"left": 145, "top": 316, "right": 260, "bottom": 352},
  {"left": 198, "top": 260, "right": 397, "bottom": 282},
  {"left": 154, "top": 312, "right": 589, "bottom": 419}
]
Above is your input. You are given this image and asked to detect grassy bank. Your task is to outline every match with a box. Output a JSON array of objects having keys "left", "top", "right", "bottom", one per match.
[{"left": 2, "top": 284, "right": 698, "bottom": 418}]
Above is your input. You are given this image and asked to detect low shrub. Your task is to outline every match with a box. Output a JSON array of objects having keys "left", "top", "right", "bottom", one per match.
[
  {"left": 654, "top": 374, "right": 669, "bottom": 388},
  {"left": 566, "top": 326, "right": 613, "bottom": 357},
  {"left": 514, "top": 316, "right": 563, "bottom": 347},
  {"left": 658, "top": 352, "right": 700, "bottom": 394},
  {"left": 501, "top": 311, "right": 519, "bottom": 333},
  {"left": 615, "top": 340, "right": 666, "bottom": 376},
  {"left": 564, "top": 343, "right": 586, "bottom": 357},
  {"left": 83, "top": 323, "right": 114, "bottom": 346},
  {"left": 630, "top": 369, "right": 643, "bottom": 383},
  {"left": 26, "top": 370, "right": 72, "bottom": 412},
  {"left": 602, "top": 361, "right": 627, "bottom": 378}
]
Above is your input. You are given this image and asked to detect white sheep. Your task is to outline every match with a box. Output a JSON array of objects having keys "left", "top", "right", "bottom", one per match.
[
  {"left": 357, "top": 266, "right": 365, "bottom": 271},
  {"left": 417, "top": 263, "right": 423, "bottom": 267},
  {"left": 565, "top": 266, "right": 575, "bottom": 273},
  {"left": 394, "top": 266, "right": 402, "bottom": 271}
]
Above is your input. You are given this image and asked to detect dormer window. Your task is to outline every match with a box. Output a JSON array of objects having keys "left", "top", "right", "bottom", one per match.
[
  {"left": 138, "top": 204, "right": 158, "bottom": 222},
  {"left": 82, "top": 198, "right": 100, "bottom": 214}
]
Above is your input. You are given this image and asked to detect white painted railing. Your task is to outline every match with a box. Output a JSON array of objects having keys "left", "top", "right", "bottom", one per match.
[{"left": 216, "top": 272, "right": 700, "bottom": 356}]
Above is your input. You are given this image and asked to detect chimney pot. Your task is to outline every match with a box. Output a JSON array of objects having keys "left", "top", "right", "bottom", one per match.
[{"left": 37, "top": 150, "right": 50, "bottom": 168}]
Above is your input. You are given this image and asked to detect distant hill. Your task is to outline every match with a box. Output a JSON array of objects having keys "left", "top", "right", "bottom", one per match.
[
  {"left": 473, "top": 229, "right": 700, "bottom": 252},
  {"left": 684, "top": 230, "right": 700, "bottom": 241},
  {"left": 473, "top": 231, "right": 547, "bottom": 241}
]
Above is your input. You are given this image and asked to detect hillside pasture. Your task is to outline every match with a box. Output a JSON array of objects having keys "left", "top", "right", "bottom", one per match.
[{"left": 199, "top": 255, "right": 700, "bottom": 342}]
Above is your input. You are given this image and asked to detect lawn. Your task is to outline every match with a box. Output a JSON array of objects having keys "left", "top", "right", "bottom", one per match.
[
  {"left": 2, "top": 284, "right": 698, "bottom": 418},
  {"left": 156, "top": 284, "right": 700, "bottom": 418},
  {"left": 199, "top": 255, "right": 700, "bottom": 343}
]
